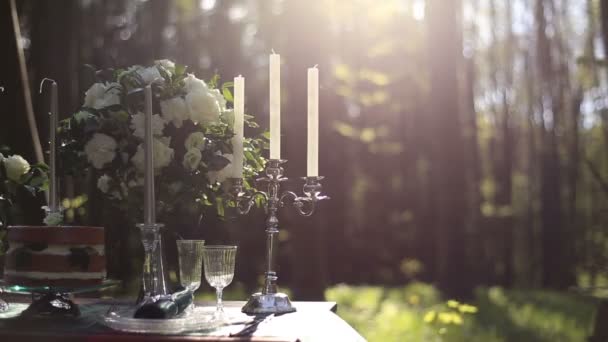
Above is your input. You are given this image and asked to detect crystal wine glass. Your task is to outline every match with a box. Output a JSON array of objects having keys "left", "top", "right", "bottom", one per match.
[
  {"left": 202, "top": 245, "right": 237, "bottom": 322},
  {"left": 177, "top": 240, "right": 205, "bottom": 308}
]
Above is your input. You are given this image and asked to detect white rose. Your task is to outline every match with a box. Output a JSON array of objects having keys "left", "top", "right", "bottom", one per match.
[
  {"left": 186, "top": 87, "right": 221, "bottom": 125},
  {"left": 183, "top": 74, "right": 208, "bottom": 92},
  {"left": 155, "top": 59, "right": 175, "bottom": 71},
  {"left": 207, "top": 153, "right": 233, "bottom": 184},
  {"left": 160, "top": 97, "right": 189, "bottom": 128},
  {"left": 84, "top": 82, "right": 121, "bottom": 109},
  {"left": 137, "top": 66, "right": 162, "bottom": 84},
  {"left": 183, "top": 148, "right": 202, "bottom": 172},
  {"left": 130, "top": 112, "right": 166, "bottom": 139},
  {"left": 184, "top": 132, "right": 206, "bottom": 150},
  {"left": 3, "top": 155, "right": 30, "bottom": 182},
  {"left": 109, "top": 191, "right": 123, "bottom": 200},
  {"left": 210, "top": 88, "right": 227, "bottom": 110},
  {"left": 74, "top": 110, "right": 95, "bottom": 123},
  {"left": 97, "top": 174, "right": 111, "bottom": 193},
  {"left": 84, "top": 133, "right": 117, "bottom": 169},
  {"left": 131, "top": 139, "right": 174, "bottom": 172}
]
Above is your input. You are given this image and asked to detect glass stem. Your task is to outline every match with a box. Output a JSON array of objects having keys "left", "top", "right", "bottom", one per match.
[{"left": 216, "top": 287, "right": 224, "bottom": 312}]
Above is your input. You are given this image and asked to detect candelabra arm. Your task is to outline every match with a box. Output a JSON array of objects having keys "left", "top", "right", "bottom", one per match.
[
  {"left": 225, "top": 178, "right": 269, "bottom": 215},
  {"left": 279, "top": 191, "right": 315, "bottom": 217},
  {"left": 238, "top": 191, "right": 268, "bottom": 215}
]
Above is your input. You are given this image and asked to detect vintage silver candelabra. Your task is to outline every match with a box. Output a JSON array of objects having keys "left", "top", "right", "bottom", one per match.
[{"left": 227, "top": 159, "right": 328, "bottom": 314}]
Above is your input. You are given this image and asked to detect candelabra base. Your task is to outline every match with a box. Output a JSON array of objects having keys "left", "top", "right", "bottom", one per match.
[{"left": 241, "top": 292, "right": 296, "bottom": 315}]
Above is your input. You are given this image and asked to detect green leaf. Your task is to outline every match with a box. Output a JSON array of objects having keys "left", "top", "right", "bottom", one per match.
[
  {"left": 175, "top": 64, "right": 187, "bottom": 77},
  {"left": 223, "top": 87, "right": 234, "bottom": 103},
  {"left": 221, "top": 82, "right": 234, "bottom": 103},
  {"left": 216, "top": 197, "right": 225, "bottom": 217},
  {"left": 207, "top": 155, "right": 231, "bottom": 171}
]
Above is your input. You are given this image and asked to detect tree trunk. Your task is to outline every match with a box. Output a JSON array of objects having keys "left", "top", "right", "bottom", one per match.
[
  {"left": 535, "top": 0, "right": 570, "bottom": 289},
  {"left": 427, "top": 0, "right": 470, "bottom": 298}
]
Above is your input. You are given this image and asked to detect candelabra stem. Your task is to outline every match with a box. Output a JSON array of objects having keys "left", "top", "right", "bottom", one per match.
[{"left": 263, "top": 212, "right": 279, "bottom": 295}]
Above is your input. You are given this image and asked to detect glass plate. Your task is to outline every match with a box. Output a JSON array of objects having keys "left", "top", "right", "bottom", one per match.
[
  {"left": 0, "top": 279, "right": 120, "bottom": 294},
  {"left": 100, "top": 306, "right": 221, "bottom": 334}
]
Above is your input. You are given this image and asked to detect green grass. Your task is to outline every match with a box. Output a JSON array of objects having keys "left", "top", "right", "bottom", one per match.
[{"left": 326, "top": 283, "right": 600, "bottom": 342}]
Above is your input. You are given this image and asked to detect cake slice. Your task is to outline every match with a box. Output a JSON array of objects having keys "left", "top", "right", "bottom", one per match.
[{"left": 4, "top": 226, "right": 106, "bottom": 288}]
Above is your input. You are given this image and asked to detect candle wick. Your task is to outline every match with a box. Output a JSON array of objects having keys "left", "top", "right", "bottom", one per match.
[
  {"left": 39, "top": 78, "right": 57, "bottom": 94},
  {"left": 313, "top": 64, "right": 318, "bottom": 68},
  {"left": 0, "top": 86, "right": 4, "bottom": 93},
  {"left": 271, "top": 48, "right": 277, "bottom": 55}
]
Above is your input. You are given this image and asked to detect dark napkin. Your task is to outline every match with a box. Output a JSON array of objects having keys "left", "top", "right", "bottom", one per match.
[{"left": 133, "top": 287, "right": 193, "bottom": 319}]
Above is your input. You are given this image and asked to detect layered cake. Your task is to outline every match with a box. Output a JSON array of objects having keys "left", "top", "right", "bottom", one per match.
[{"left": 4, "top": 226, "right": 106, "bottom": 287}]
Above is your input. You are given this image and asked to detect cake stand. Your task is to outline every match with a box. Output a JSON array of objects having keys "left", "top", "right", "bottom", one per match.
[{"left": 0, "top": 279, "right": 120, "bottom": 317}]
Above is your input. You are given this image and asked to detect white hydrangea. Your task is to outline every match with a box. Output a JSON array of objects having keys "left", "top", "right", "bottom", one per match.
[
  {"left": 97, "top": 174, "right": 111, "bottom": 193},
  {"left": 3, "top": 155, "right": 30, "bottom": 182},
  {"left": 181, "top": 74, "right": 221, "bottom": 124},
  {"left": 183, "top": 74, "right": 208, "bottom": 92},
  {"left": 128, "top": 177, "right": 144, "bottom": 188},
  {"left": 184, "top": 132, "right": 206, "bottom": 150},
  {"left": 160, "top": 97, "right": 189, "bottom": 128},
  {"left": 207, "top": 153, "right": 233, "bottom": 184},
  {"left": 84, "top": 82, "right": 121, "bottom": 109},
  {"left": 155, "top": 59, "right": 175, "bottom": 71},
  {"left": 183, "top": 148, "right": 202, "bottom": 172},
  {"left": 137, "top": 66, "right": 162, "bottom": 84},
  {"left": 84, "top": 133, "right": 117, "bottom": 169},
  {"left": 159, "top": 136, "right": 172, "bottom": 146},
  {"left": 130, "top": 112, "right": 166, "bottom": 139},
  {"left": 186, "top": 87, "right": 221, "bottom": 125},
  {"left": 210, "top": 88, "right": 227, "bottom": 110},
  {"left": 131, "top": 139, "right": 175, "bottom": 172}
]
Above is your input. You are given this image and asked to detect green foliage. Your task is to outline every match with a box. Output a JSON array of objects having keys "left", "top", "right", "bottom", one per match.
[{"left": 327, "top": 284, "right": 598, "bottom": 342}]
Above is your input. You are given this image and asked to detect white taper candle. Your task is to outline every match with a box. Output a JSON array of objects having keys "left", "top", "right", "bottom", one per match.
[
  {"left": 307, "top": 67, "right": 319, "bottom": 177},
  {"left": 269, "top": 53, "right": 281, "bottom": 160},
  {"left": 49, "top": 81, "right": 59, "bottom": 211},
  {"left": 232, "top": 75, "right": 245, "bottom": 178},
  {"left": 144, "top": 85, "right": 155, "bottom": 225}
]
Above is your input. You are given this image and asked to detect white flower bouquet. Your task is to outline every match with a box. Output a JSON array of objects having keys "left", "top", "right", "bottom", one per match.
[{"left": 59, "top": 60, "right": 267, "bottom": 222}]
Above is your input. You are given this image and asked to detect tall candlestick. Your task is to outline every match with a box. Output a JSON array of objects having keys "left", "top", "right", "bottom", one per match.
[
  {"left": 144, "top": 85, "right": 155, "bottom": 225},
  {"left": 232, "top": 75, "right": 245, "bottom": 178},
  {"left": 49, "top": 81, "right": 59, "bottom": 211},
  {"left": 307, "top": 67, "right": 319, "bottom": 177},
  {"left": 269, "top": 53, "right": 281, "bottom": 159}
]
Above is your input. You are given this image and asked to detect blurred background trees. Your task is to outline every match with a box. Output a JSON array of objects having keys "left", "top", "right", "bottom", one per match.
[{"left": 1, "top": 0, "right": 608, "bottom": 303}]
